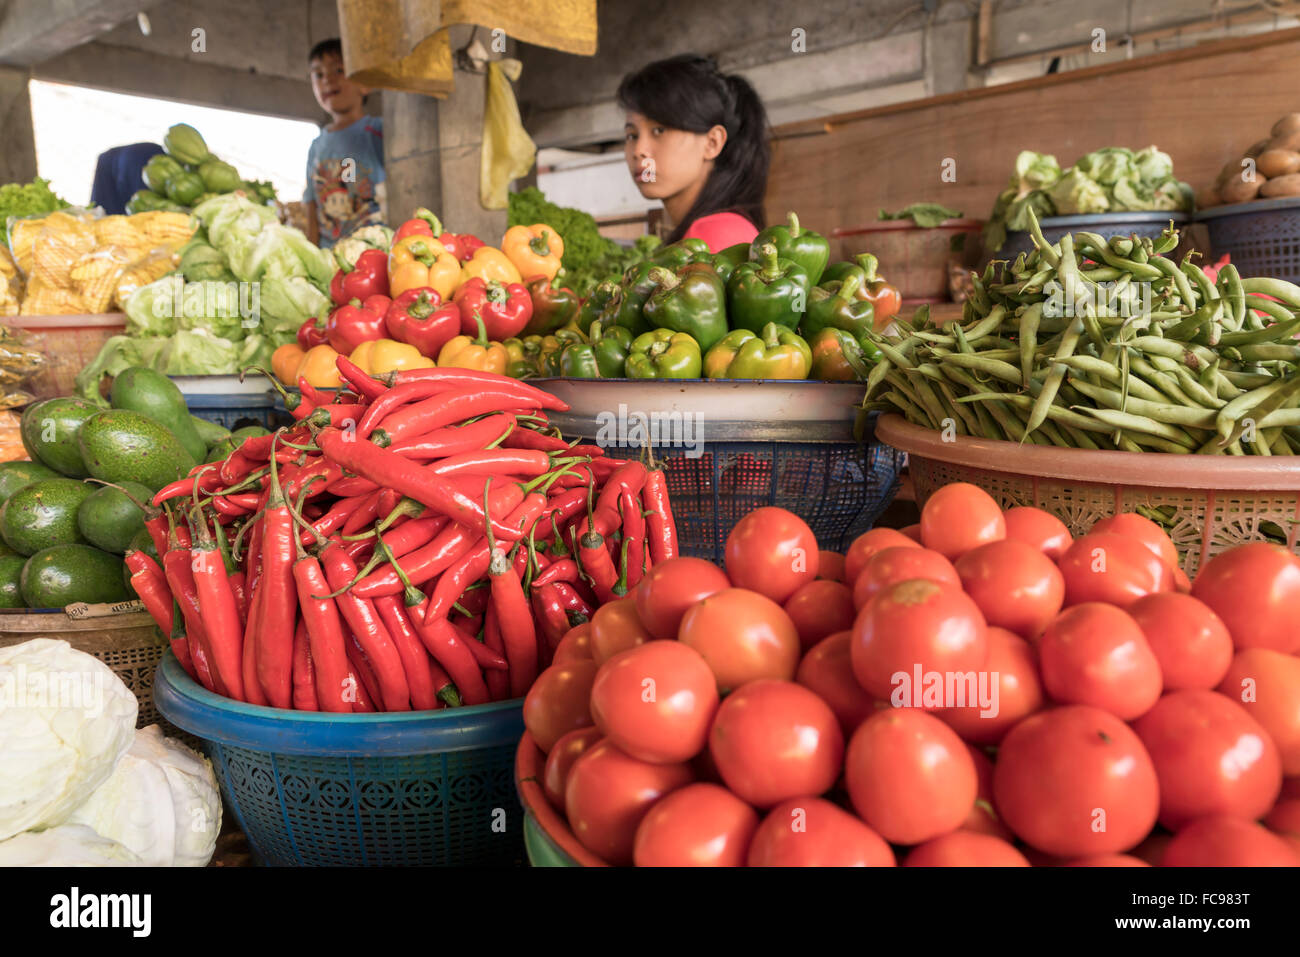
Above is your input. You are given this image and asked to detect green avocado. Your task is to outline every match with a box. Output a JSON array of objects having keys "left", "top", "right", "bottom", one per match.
[
  {"left": 0, "top": 479, "right": 94, "bottom": 556},
  {"left": 77, "top": 480, "right": 153, "bottom": 554},
  {"left": 0, "top": 554, "right": 26, "bottom": 607},
  {"left": 21, "top": 544, "right": 129, "bottom": 608},
  {"left": 77, "top": 410, "right": 197, "bottom": 494},
  {"left": 0, "top": 460, "right": 60, "bottom": 503},
  {"left": 20, "top": 397, "right": 101, "bottom": 478},
  {"left": 110, "top": 367, "right": 207, "bottom": 463}
]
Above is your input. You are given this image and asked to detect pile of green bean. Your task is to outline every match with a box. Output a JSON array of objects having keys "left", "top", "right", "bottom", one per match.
[{"left": 862, "top": 210, "right": 1300, "bottom": 455}]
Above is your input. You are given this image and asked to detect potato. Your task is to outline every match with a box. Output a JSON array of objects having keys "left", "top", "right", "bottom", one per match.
[
  {"left": 1194, "top": 184, "right": 1222, "bottom": 209},
  {"left": 1272, "top": 113, "right": 1300, "bottom": 138},
  {"left": 1257, "top": 149, "right": 1300, "bottom": 178},
  {"left": 1220, "top": 174, "right": 1265, "bottom": 204},
  {"left": 1267, "top": 128, "right": 1300, "bottom": 153},
  {"left": 1245, "top": 139, "right": 1272, "bottom": 159},
  {"left": 1260, "top": 173, "right": 1300, "bottom": 198},
  {"left": 1216, "top": 158, "right": 1242, "bottom": 187}
]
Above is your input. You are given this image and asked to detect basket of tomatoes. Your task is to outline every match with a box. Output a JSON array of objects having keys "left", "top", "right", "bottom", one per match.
[{"left": 515, "top": 491, "right": 1300, "bottom": 867}]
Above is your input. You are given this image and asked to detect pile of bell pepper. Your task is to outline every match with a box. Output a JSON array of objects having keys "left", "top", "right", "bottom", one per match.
[
  {"left": 135, "top": 359, "right": 680, "bottom": 711},
  {"left": 501, "top": 211, "right": 902, "bottom": 382},
  {"left": 271, "top": 208, "right": 581, "bottom": 388}
]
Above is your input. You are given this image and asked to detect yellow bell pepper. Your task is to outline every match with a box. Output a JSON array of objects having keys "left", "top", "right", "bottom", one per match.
[
  {"left": 349, "top": 338, "right": 437, "bottom": 376},
  {"left": 389, "top": 235, "right": 461, "bottom": 299},
  {"left": 438, "top": 315, "right": 508, "bottom": 375},
  {"left": 295, "top": 344, "right": 343, "bottom": 388},
  {"left": 460, "top": 245, "right": 522, "bottom": 287},
  {"left": 272, "top": 342, "right": 306, "bottom": 386},
  {"left": 502, "top": 223, "right": 564, "bottom": 282}
]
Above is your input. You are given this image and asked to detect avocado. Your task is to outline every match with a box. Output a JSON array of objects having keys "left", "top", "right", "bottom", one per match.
[
  {"left": 0, "top": 540, "right": 18, "bottom": 558},
  {"left": 110, "top": 367, "right": 207, "bottom": 463},
  {"left": 78, "top": 410, "right": 197, "bottom": 493},
  {"left": 20, "top": 397, "right": 101, "bottom": 478},
  {"left": 77, "top": 480, "right": 153, "bottom": 554},
  {"left": 0, "top": 554, "right": 25, "bottom": 607},
  {"left": 126, "top": 526, "right": 160, "bottom": 565},
  {"left": 231, "top": 425, "right": 270, "bottom": 440},
  {"left": 0, "top": 460, "right": 60, "bottom": 503},
  {"left": 21, "top": 544, "right": 129, "bottom": 608},
  {"left": 205, "top": 438, "right": 237, "bottom": 463},
  {"left": 190, "top": 414, "right": 231, "bottom": 447},
  {"left": 0, "top": 479, "right": 94, "bottom": 556}
]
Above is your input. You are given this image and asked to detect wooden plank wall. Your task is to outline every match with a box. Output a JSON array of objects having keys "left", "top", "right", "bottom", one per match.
[{"left": 766, "top": 27, "right": 1300, "bottom": 254}]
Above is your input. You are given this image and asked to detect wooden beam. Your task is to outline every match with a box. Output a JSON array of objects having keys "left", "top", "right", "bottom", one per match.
[{"left": 0, "top": 0, "right": 142, "bottom": 66}]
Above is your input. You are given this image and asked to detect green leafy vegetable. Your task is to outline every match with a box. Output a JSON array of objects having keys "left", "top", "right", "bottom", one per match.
[
  {"left": 878, "top": 203, "right": 964, "bottom": 228},
  {"left": 0, "top": 178, "right": 69, "bottom": 244}
]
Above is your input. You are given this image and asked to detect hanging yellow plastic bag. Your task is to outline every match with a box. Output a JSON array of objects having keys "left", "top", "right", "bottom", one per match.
[{"left": 480, "top": 59, "right": 536, "bottom": 210}]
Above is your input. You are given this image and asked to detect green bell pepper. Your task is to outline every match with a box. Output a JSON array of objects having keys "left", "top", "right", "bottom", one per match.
[
  {"left": 589, "top": 320, "right": 633, "bottom": 378},
  {"left": 820, "top": 259, "right": 867, "bottom": 286},
  {"left": 625, "top": 328, "right": 702, "bottom": 379},
  {"left": 725, "top": 242, "right": 810, "bottom": 334},
  {"left": 576, "top": 280, "right": 618, "bottom": 334},
  {"left": 711, "top": 242, "right": 752, "bottom": 284},
  {"left": 558, "top": 341, "right": 601, "bottom": 378},
  {"left": 642, "top": 263, "right": 728, "bottom": 352},
  {"left": 751, "top": 211, "right": 830, "bottom": 286},
  {"left": 650, "top": 237, "right": 712, "bottom": 269},
  {"left": 800, "top": 272, "right": 875, "bottom": 340},
  {"left": 704, "top": 322, "right": 812, "bottom": 380},
  {"left": 600, "top": 261, "right": 658, "bottom": 337},
  {"left": 808, "top": 328, "right": 877, "bottom": 381},
  {"left": 503, "top": 337, "right": 538, "bottom": 378}
]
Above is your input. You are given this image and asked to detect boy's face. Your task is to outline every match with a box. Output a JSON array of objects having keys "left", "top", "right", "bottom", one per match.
[{"left": 310, "top": 51, "right": 366, "bottom": 117}]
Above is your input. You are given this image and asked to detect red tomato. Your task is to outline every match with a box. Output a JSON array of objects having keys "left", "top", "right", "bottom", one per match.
[
  {"left": 723, "top": 507, "right": 819, "bottom": 603},
  {"left": 564, "top": 739, "right": 693, "bottom": 865},
  {"left": 1191, "top": 543, "right": 1300, "bottom": 653},
  {"left": 844, "top": 709, "right": 977, "bottom": 845},
  {"left": 1173, "top": 566, "right": 1191, "bottom": 593},
  {"left": 633, "top": 557, "right": 731, "bottom": 640},
  {"left": 1217, "top": 649, "right": 1300, "bottom": 775},
  {"left": 851, "top": 546, "right": 959, "bottom": 610},
  {"left": 783, "top": 579, "right": 855, "bottom": 650},
  {"left": 747, "top": 797, "right": 895, "bottom": 867},
  {"left": 709, "top": 680, "right": 844, "bottom": 808},
  {"left": 1285, "top": 777, "right": 1300, "bottom": 800},
  {"left": 796, "top": 631, "right": 880, "bottom": 736},
  {"left": 850, "top": 578, "right": 988, "bottom": 703},
  {"left": 1129, "top": 831, "right": 1173, "bottom": 867},
  {"left": 817, "top": 550, "right": 847, "bottom": 583},
  {"left": 1265, "top": 798, "right": 1300, "bottom": 855},
  {"left": 1134, "top": 689, "right": 1282, "bottom": 830},
  {"left": 993, "top": 705, "right": 1159, "bottom": 857},
  {"left": 919, "top": 482, "right": 1006, "bottom": 560},
  {"left": 589, "top": 598, "right": 652, "bottom": 666},
  {"left": 552, "top": 622, "right": 593, "bottom": 665},
  {"left": 899, "top": 523, "right": 923, "bottom": 543},
  {"left": 961, "top": 743, "right": 1014, "bottom": 841},
  {"left": 1063, "top": 854, "right": 1151, "bottom": 866},
  {"left": 954, "top": 539, "right": 1065, "bottom": 640},
  {"left": 1162, "top": 816, "right": 1300, "bottom": 867},
  {"left": 937, "top": 627, "right": 1044, "bottom": 745},
  {"left": 678, "top": 588, "right": 801, "bottom": 692},
  {"left": 1128, "top": 592, "right": 1232, "bottom": 691},
  {"left": 542, "top": 727, "right": 602, "bottom": 810},
  {"left": 522, "top": 659, "right": 599, "bottom": 753},
  {"left": 903, "top": 831, "right": 1030, "bottom": 867},
  {"left": 1002, "top": 506, "right": 1072, "bottom": 561},
  {"left": 1089, "top": 513, "right": 1180, "bottom": 571},
  {"left": 590, "top": 640, "right": 719, "bottom": 765},
  {"left": 1038, "top": 603, "right": 1162, "bottom": 721},
  {"left": 844, "top": 527, "right": 921, "bottom": 585},
  {"left": 1057, "top": 532, "right": 1174, "bottom": 609},
  {"left": 632, "top": 782, "right": 759, "bottom": 867}
]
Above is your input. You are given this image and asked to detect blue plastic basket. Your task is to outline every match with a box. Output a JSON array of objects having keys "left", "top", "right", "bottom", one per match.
[
  {"left": 153, "top": 653, "right": 526, "bottom": 867},
  {"left": 183, "top": 392, "right": 293, "bottom": 432},
  {"left": 999, "top": 211, "right": 1190, "bottom": 262},
  {"left": 1198, "top": 197, "right": 1300, "bottom": 282}
]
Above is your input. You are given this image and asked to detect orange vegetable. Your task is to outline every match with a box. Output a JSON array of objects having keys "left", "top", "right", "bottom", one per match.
[
  {"left": 272, "top": 343, "right": 305, "bottom": 386},
  {"left": 502, "top": 224, "right": 563, "bottom": 282},
  {"left": 389, "top": 235, "right": 461, "bottom": 299}
]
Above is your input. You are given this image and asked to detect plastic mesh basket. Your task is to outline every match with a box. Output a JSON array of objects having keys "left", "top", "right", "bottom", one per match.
[
  {"left": 183, "top": 392, "right": 292, "bottom": 432},
  {"left": 154, "top": 654, "right": 525, "bottom": 867},
  {"left": 999, "top": 212, "right": 1190, "bottom": 263},
  {"left": 1199, "top": 197, "right": 1300, "bottom": 282}
]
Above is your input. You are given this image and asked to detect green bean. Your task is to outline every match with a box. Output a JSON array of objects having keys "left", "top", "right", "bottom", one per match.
[
  {"left": 1080, "top": 266, "right": 1124, "bottom": 282},
  {"left": 1171, "top": 366, "right": 1227, "bottom": 409},
  {"left": 1059, "top": 423, "right": 1101, "bottom": 450},
  {"left": 1072, "top": 407, "right": 1198, "bottom": 448},
  {"left": 1214, "top": 376, "right": 1300, "bottom": 445},
  {"left": 1110, "top": 237, "right": 1134, "bottom": 257},
  {"left": 1128, "top": 356, "right": 1201, "bottom": 407},
  {"left": 1054, "top": 355, "right": 1166, "bottom": 403},
  {"left": 1066, "top": 377, "right": 1217, "bottom": 428},
  {"left": 1218, "top": 314, "right": 1300, "bottom": 346},
  {"left": 1150, "top": 255, "right": 1198, "bottom": 309},
  {"left": 865, "top": 356, "right": 893, "bottom": 398},
  {"left": 1019, "top": 302, "right": 1043, "bottom": 387},
  {"left": 959, "top": 391, "right": 1112, "bottom": 434},
  {"left": 1115, "top": 434, "right": 1144, "bottom": 453},
  {"left": 1026, "top": 315, "right": 1084, "bottom": 437},
  {"left": 1241, "top": 294, "right": 1296, "bottom": 326},
  {"left": 940, "top": 352, "right": 1024, "bottom": 387},
  {"left": 907, "top": 371, "right": 955, "bottom": 430},
  {"left": 1240, "top": 276, "right": 1300, "bottom": 307},
  {"left": 1025, "top": 208, "right": 1061, "bottom": 267},
  {"left": 1218, "top": 263, "right": 1246, "bottom": 329},
  {"left": 1076, "top": 231, "right": 1164, "bottom": 281},
  {"left": 870, "top": 338, "right": 916, "bottom": 370},
  {"left": 1222, "top": 369, "right": 1276, "bottom": 390},
  {"left": 1235, "top": 343, "right": 1300, "bottom": 362},
  {"left": 1152, "top": 225, "right": 1180, "bottom": 255},
  {"left": 883, "top": 390, "right": 932, "bottom": 429},
  {"left": 1036, "top": 418, "right": 1070, "bottom": 447},
  {"left": 935, "top": 379, "right": 979, "bottom": 435},
  {"left": 1129, "top": 238, "right": 1150, "bottom": 265},
  {"left": 1119, "top": 431, "right": 1194, "bottom": 454}
]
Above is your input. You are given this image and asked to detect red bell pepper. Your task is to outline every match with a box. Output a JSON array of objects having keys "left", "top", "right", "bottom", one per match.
[
  {"left": 438, "top": 232, "right": 486, "bottom": 263},
  {"left": 385, "top": 287, "right": 461, "bottom": 359},
  {"left": 452, "top": 277, "right": 532, "bottom": 340},
  {"left": 329, "top": 248, "right": 390, "bottom": 306},
  {"left": 393, "top": 207, "right": 442, "bottom": 243},
  {"left": 297, "top": 316, "right": 328, "bottom": 350},
  {"left": 326, "top": 294, "right": 391, "bottom": 354}
]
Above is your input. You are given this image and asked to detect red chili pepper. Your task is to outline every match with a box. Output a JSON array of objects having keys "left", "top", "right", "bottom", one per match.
[
  {"left": 502, "top": 429, "right": 570, "bottom": 453},
  {"left": 125, "top": 550, "right": 173, "bottom": 634},
  {"left": 325, "top": 474, "right": 381, "bottom": 498},
  {"left": 372, "top": 594, "right": 440, "bottom": 710},
  {"left": 388, "top": 414, "right": 516, "bottom": 460},
  {"left": 482, "top": 604, "right": 511, "bottom": 701},
  {"left": 283, "top": 459, "right": 341, "bottom": 501},
  {"left": 577, "top": 525, "right": 619, "bottom": 604},
  {"left": 552, "top": 581, "right": 594, "bottom": 622},
  {"left": 383, "top": 366, "right": 569, "bottom": 411},
  {"left": 455, "top": 584, "right": 491, "bottom": 617},
  {"left": 210, "top": 495, "right": 251, "bottom": 518},
  {"left": 373, "top": 391, "right": 545, "bottom": 447},
  {"left": 321, "top": 543, "right": 411, "bottom": 711},
  {"left": 642, "top": 468, "right": 677, "bottom": 563},
  {"left": 531, "top": 584, "right": 570, "bottom": 661},
  {"left": 428, "top": 448, "right": 550, "bottom": 480},
  {"left": 253, "top": 450, "right": 298, "bottom": 710},
  {"left": 489, "top": 545, "right": 538, "bottom": 698},
  {"left": 153, "top": 470, "right": 223, "bottom": 508},
  {"left": 341, "top": 489, "right": 384, "bottom": 537},
  {"left": 549, "top": 465, "right": 596, "bottom": 490},
  {"left": 452, "top": 277, "right": 533, "bottom": 340},
  {"left": 345, "top": 636, "right": 384, "bottom": 711},
  {"left": 619, "top": 487, "right": 646, "bottom": 588},
  {"left": 241, "top": 552, "right": 269, "bottom": 707},
  {"left": 163, "top": 546, "right": 226, "bottom": 696},
  {"left": 384, "top": 287, "right": 461, "bottom": 359},
  {"left": 306, "top": 404, "right": 368, "bottom": 429},
  {"left": 165, "top": 599, "right": 202, "bottom": 686},
  {"left": 144, "top": 513, "right": 170, "bottom": 560},
  {"left": 531, "top": 557, "right": 578, "bottom": 589},
  {"left": 461, "top": 634, "right": 508, "bottom": 671},
  {"left": 355, "top": 378, "right": 459, "bottom": 440},
  {"left": 593, "top": 461, "right": 648, "bottom": 537},
  {"left": 190, "top": 520, "right": 247, "bottom": 701},
  {"left": 292, "top": 620, "right": 318, "bottom": 711},
  {"left": 334, "top": 355, "right": 389, "bottom": 402},
  {"left": 292, "top": 547, "right": 352, "bottom": 714},
  {"left": 411, "top": 612, "right": 489, "bottom": 706}
]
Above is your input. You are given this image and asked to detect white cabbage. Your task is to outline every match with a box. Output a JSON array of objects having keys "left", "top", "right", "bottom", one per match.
[{"left": 0, "top": 824, "right": 142, "bottom": 866}]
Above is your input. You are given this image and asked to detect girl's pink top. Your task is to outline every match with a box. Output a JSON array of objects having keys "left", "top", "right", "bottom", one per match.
[{"left": 682, "top": 211, "right": 758, "bottom": 253}]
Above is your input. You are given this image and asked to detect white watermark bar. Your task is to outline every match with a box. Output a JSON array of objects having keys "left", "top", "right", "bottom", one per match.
[{"left": 593, "top": 403, "right": 706, "bottom": 459}]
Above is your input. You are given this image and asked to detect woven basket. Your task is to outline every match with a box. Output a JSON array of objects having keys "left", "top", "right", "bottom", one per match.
[
  {"left": 0, "top": 608, "right": 168, "bottom": 728},
  {"left": 877, "top": 414, "right": 1300, "bottom": 576}
]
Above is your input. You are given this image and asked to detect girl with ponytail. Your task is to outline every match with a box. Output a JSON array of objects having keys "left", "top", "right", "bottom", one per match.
[{"left": 617, "top": 54, "right": 770, "bottom": 251}]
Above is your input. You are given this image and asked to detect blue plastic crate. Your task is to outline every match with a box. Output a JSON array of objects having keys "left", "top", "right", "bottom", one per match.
[
  {"left": 1198, "top": 196, "right": 1300, "bottom": 282},
  {"left": 153, "top": 654, "right": 525, "bottom": 867},
  {"left": 999, "top": 211, "right": 1190, "bottom": 263},
  {"left": 184, "top": 392, "right": 292, "bottom": 432}
]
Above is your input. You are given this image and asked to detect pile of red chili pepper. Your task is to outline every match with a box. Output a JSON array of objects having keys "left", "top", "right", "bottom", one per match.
[{"left": 124, "top": 357, "right": 678, "bottom": 712}]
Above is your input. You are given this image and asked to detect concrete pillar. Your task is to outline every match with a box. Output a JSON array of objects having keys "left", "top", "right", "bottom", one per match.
[
  {"left": 384, "top": 90, "right": 442, "bottom": 227},
  {"left": 926, "top": 18, "right": 975, "bottom": 97},
  {"left": 0, "top": 67, "right": 37, "bottom": 185}
]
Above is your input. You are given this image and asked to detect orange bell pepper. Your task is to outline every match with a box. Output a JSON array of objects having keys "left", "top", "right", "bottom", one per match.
[
  {"left": 295, "top": 344, "right": 343, "bottom": 388},
  {"left": 460, "top": 245, "right": 522, "bottom": 287},
  {"left": 272, "top": 342, "right": 305, "bottom": 386},
  {"left": 349, "top": 338, "right": 436, "bottom": 376},
  {"left": 389, "top": 235, "right": 461, "bottom": 299},
  {"left": 437, "top": 314, "right": 508, "bottom": 375},
  {"left": 502, "top": 223, "right": 564, "bottom": 282}
]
